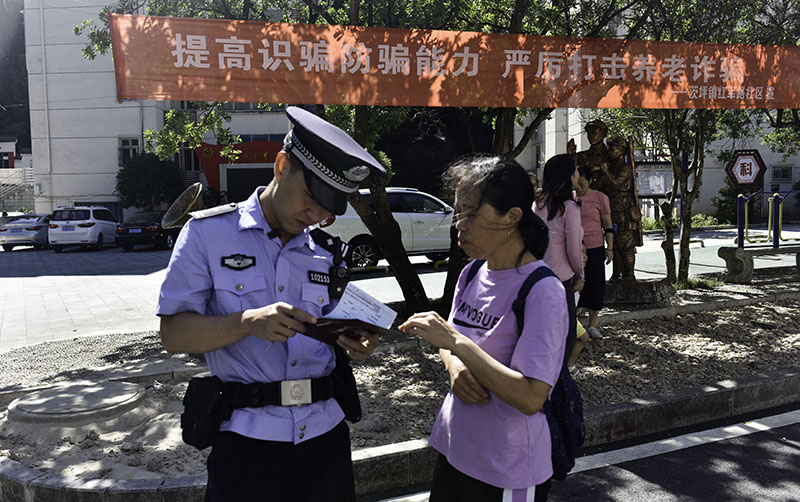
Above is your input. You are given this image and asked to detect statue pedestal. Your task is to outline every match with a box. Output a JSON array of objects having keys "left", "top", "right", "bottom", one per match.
[{"left": 604, "top": 278, "right": 676, "bottom": 306}]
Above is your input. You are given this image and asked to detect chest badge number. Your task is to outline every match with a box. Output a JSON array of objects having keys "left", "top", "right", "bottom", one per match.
[
  {"left": 221, "top": 254, "right": 256, "bottom": 270},
  {"left": 308, "top": 271, "right": 331, "bottom": 285}
]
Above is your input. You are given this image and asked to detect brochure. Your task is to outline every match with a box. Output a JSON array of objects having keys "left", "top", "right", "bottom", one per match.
[{"left": 303, "top": 283, "right": 399, "bottom": 345}]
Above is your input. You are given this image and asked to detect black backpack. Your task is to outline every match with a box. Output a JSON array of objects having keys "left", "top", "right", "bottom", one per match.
[{"left": 465, "top": 259, "right": 585, "bottom": 480}]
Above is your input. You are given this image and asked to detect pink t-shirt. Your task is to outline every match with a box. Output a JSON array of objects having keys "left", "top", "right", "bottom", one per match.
[
  {"left": 428, "top": 260, "right": 568, "bottom": 489},
  {"left": 577, "top": 190, "right": 611, "bottom": 249},
  {"left": 533, "top": 200, "right": 584, "bottom": 283}
]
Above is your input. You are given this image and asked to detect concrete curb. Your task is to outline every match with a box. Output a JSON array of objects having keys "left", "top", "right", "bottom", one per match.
[
  {"left": 599, "top": 289, "right": 800, "bottom": 324},
  {"left": 7, "top": 367, "right": 796, "bottom": 501},
  {"left": 1, "top": 292, "right": 799, "bottom": 500}
]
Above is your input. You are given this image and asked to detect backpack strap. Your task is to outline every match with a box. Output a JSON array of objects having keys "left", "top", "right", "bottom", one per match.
[
  {"left": 465, "top": 259, "right": 485, "bottom": 286},
  {"left": 511, "top": 266, "right": 558, "bottom": 338}
]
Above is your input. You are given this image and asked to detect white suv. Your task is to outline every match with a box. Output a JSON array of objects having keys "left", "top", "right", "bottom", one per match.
[
  {"left": 320, "top": 188, "right": 454, "bottom": 267},
  {"left": 48, "top": 206, "right": 118, "bottom": 252}
]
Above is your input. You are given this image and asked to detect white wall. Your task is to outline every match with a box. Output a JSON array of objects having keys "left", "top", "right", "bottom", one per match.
[
  {"left": 24, "top": 0, "right": 170, "bottom": 214},
  {"left": 23, "top": 0, "right": 293, "bottom": 217}
]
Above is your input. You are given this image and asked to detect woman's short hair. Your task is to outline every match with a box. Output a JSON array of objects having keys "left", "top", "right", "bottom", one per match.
[{"left": 443, "top": 154, "right": 549, "bottom": 262}]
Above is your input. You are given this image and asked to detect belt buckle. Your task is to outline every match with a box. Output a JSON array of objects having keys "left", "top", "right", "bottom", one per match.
[{"left": 280, "top": 379, "right": 312, "bottom": 406}]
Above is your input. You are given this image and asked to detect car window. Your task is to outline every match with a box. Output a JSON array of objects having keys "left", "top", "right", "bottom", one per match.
[
  {"left": 125, "top": 212, "right": 163, "bottom": 224},
  {"left": 52, "top": 210, "right": 90, "bottom": 221},
  {"left": 387, "top": 193, "right": 411, "bottom": 212},
  {"left": 4, "top": 216, "right": 33, "bottom": 224},
  {"left": 94, "top": 210, "right": 116, "bottom": 222},
  {"left": 404, "top": 193, "right": 445, "bottom": 213}
]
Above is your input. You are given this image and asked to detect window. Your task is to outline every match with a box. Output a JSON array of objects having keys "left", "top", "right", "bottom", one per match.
[
  {"left": 772, "top": 166, "right": 793, "bottom": 183},
  {"left": 238, "top": 133, "right": 285, "bottom": 143},
  {"left": 1, "top": 153, "right": 10, "bottom": 168},
  {"left": 52, "top": 209, "right": 90, "bottom": 221},
  {"left": 179, "top": 144, "right": 201, "bottom": 172},
  {"left": 405, "top": 194, "right": 445, "bottom": 213},
  {"left": 119, "top": 138, "right": 140, "bottom": 166}
]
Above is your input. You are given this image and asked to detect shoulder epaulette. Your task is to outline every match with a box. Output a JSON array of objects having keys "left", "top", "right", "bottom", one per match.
[
  {"left": 310, "top": 228, "right": 349, "bottom": 258},
  {"left": 190, "top": 202, "right": 238, "bottom": 220}
]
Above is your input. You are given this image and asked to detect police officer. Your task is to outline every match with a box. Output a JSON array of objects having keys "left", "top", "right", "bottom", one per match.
[{"left": 157, "top": 106, "right": 385, "bottom": 501}]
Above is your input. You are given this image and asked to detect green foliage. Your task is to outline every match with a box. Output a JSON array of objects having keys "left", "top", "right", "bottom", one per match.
[
  {"left": 16, "top": 206, "right": 33, "bottom": 214},
  {"left": 794, "top": 180, "right": 800, "bottom": 209},
  {"left": 762, "top": 127, "right": 800, "bottom": 160},
  {"left": 641, "top": 216, "right": 664, "bottom": 231},
  {"left": 115, "top": 153, "right": 186, "bottom": 210},
  {"left": 711, "top": 177, "right": 745, "bottom": 224},
  {"left": 690, "top": 213, "right": 719, "bottom": 227},
  {"left": 673, "top": 277, "right": 723, "bottom": 290}
]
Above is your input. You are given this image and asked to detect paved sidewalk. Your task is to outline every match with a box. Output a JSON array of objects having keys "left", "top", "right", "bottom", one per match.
[{"left": 0, "top": 247, "right": 168, "bottom": 352}]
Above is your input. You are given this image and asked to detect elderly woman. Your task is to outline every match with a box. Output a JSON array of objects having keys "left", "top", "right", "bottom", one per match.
[{"left": 400, "top": 155, "right": 568, "bottom": 502}]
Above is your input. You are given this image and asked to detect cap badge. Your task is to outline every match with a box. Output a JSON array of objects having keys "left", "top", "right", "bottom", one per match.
[{"left": 342, "top": 166, "right": 371, "bottom": 182}]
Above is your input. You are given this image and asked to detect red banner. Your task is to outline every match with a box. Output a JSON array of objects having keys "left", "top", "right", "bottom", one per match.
[{"left": 109, "top": 14, "right": 800, "bottom": 109}]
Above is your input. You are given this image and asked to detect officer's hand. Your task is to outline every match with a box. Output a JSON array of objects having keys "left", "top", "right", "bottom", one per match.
[
  {"left": 337, "top": 331, "right": 379, "bottom": 361},
  {"left": 446, "top": 355, "right": 489, "bottom": 405},
  {"left": 244, "top": 302, "right": 316, "bottom": 343}
]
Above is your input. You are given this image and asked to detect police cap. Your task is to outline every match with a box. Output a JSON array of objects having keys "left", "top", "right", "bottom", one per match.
[{"left": 284, "top": 106, "right": 386, "bottom": 215}]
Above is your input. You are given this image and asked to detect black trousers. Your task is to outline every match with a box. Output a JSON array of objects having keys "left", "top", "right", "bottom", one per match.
[
  {"left": 429, "top": 454, "right": 552, "bottom": 502},
  {"left": 204, "top": 421, "right": 355, "bottom": 502},
  {"left": 562, "top": 276, "right": 577, "bottom": 367}
]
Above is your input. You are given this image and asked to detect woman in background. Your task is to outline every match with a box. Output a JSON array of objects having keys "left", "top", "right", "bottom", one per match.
[{"left": 534, "top": 154, "right": 584, "bottom": 366}]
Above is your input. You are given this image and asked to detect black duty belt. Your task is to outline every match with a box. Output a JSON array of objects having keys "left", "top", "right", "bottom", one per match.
[{"left": 225, "top": 375, "right": 335, "bottom": 408}]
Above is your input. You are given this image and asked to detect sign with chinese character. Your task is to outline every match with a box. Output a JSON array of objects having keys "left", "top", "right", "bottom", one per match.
[
  {"left": 725, "top": 150, "right": 766, "bottom": 189},
  {"left": 108, "top": 14, "right": 800, "bottom": 109},
  {"left": 636, "top": 162, "right": 673, "bottom": 197}
]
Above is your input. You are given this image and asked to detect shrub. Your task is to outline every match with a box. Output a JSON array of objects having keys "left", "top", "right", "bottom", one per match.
[
  {"left": 115, "top": 154, "right": 185, "bottom": 210},
  {"left": 690, "top": 213, "right": 719, "bottom": 227}
]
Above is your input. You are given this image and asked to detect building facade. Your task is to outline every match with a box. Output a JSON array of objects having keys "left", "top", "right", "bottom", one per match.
[{"left": 23, "top": 0, "right": 289, "bottom": 220}]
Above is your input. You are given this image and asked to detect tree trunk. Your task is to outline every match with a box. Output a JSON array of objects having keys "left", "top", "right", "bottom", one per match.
[
  {"left": 660, "top": 197, "right": 677, "bottom": 283},
  {"left": 349, "top": 106, "right": 432, "bottom": 313}
]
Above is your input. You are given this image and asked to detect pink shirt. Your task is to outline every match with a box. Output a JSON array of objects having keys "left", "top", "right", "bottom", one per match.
[
  {"left": 429, "top": 260, "right": 567, "bottom": 489},
  {"left": 534, "top": 200, "right": 584, "bottom": 283},
  {"left": 577, "top": 190, "right": 611, "bottom": 249}
]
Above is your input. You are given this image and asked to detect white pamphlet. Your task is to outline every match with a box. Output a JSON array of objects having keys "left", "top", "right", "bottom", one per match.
[{"left": 323, "top": 282, "right": 397, "bottom": 329}]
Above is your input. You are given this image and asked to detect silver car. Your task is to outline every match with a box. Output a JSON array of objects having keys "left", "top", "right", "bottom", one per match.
[{"left": 0, "top": 214, "right": 52, "bottom": 252}]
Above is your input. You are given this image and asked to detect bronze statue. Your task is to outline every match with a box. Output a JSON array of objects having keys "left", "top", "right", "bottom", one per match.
[
  {"left": 568, "top": 119, "right": 611, "bottom": 173},
  {"left": 595, "top": 136, "right": 643, "bottom": 283},
  {"left": 569, "top": 120, "right": 642, "bottom": 283}
]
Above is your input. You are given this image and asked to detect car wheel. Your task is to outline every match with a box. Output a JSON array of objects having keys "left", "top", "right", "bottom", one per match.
[
  {"left": 122, "top": 243, "right": 134, "bottom": 252},
  {"left": 347, "top": 237, "right": 379, "bottom": 268},
  {"left": 426, "top": 253, "right": 449, "bottom": 262},
  {"left": 53, "top": 245, "right": 63, "bottom": 253},
  {"left": 2, "top": 245, "right": 13, "bottom": 252},
  {"left": 94, "top": 234, "right": 104, "bottom": 251},
  {"left": 158, "top": 233, "right": 175, "bottom": 250}
]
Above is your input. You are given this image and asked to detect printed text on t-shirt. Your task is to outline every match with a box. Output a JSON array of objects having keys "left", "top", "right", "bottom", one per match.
[{"left": 453, "top": 300, "right": 501, "bottom": 331}]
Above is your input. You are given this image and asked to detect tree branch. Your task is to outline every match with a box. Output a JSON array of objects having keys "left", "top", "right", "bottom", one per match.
[{"left": 297, "top": 0, "right": 338, "bottom": 25}]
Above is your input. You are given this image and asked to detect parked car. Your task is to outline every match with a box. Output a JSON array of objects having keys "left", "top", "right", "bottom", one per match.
[
  {"left": 319, "top": 187, "right": 454, "bottom": 267},
  {"left": 115, "top": 211, "right": 179, "bottom": 251},
  {"left": 48, "top": 206, "right": 118, "bottom": 252},
  {"left": 0, "top": 214, "right": 51, "bottom": 251}
]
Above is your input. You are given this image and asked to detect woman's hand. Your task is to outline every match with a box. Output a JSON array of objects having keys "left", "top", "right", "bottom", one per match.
[
  {"left": 606, "top": 247, "right": 614, "bottom": 264},
  {"left": 399, "top": 311, "right": 460, "bottom": 351},
  {"left": 445, "top": 354, "right": 489, "bottom": 404},
  {"left": 573, "top": 279, "right": 585, "bottom": 292},
  {"left": 337, "top": 332, "right": 379, "bottom": 362}
]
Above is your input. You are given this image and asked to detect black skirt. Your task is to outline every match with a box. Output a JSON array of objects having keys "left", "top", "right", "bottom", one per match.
[{"left": 577, "top": 246, "right": 606, "bottom": 311}]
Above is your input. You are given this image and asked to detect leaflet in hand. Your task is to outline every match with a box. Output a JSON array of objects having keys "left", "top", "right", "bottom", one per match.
[{"left": 303, "top": 283, "right": 398, "bottom": 345}]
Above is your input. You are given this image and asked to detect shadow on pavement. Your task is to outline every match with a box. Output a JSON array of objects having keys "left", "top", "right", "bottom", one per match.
[{"left": 0, "top": 246, "right": 171, "bottom": 277}]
